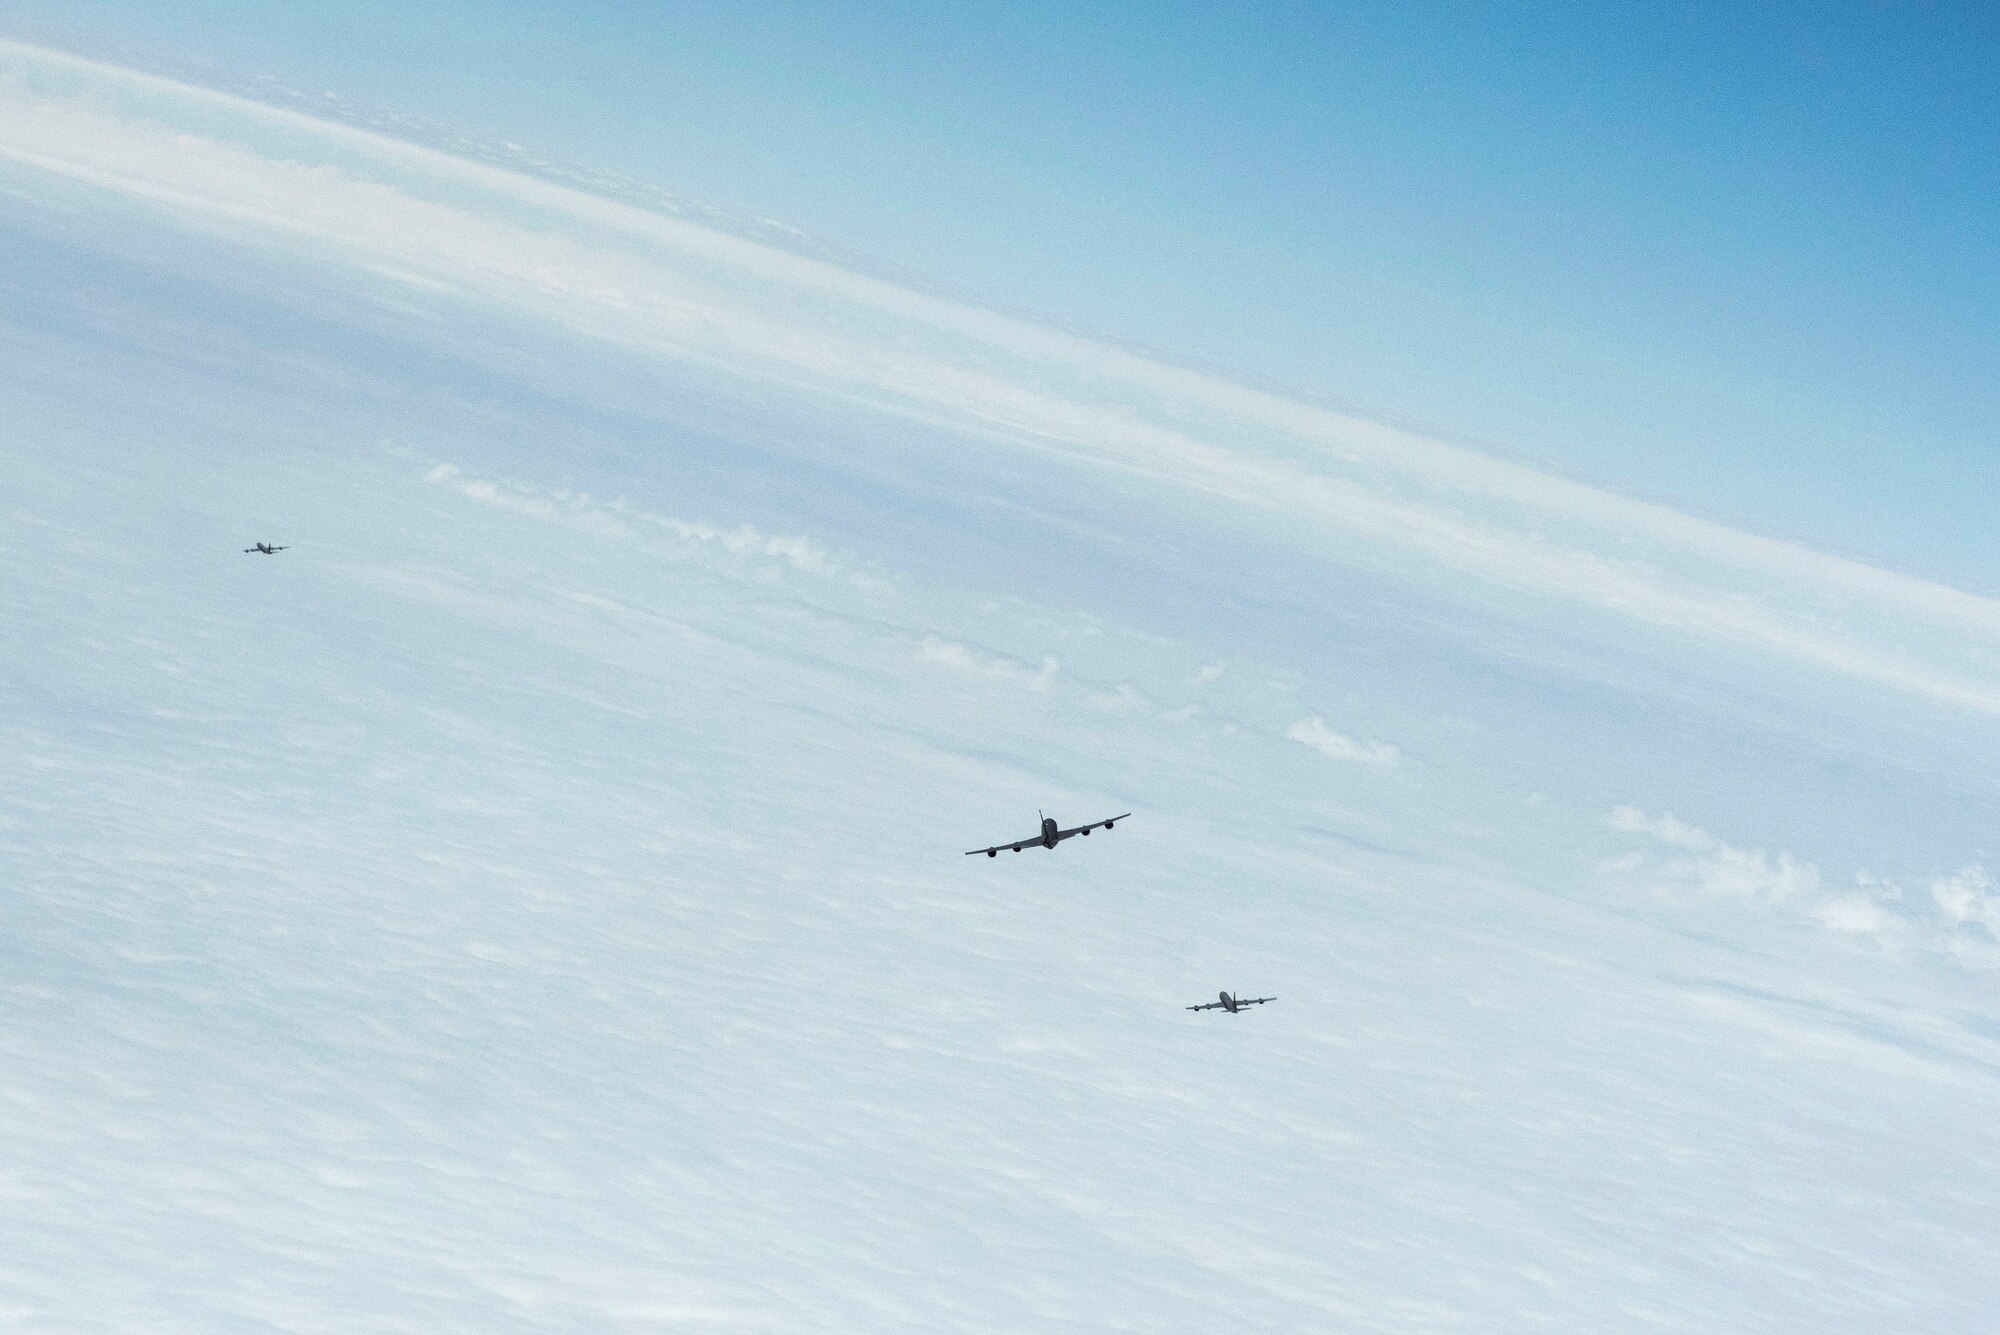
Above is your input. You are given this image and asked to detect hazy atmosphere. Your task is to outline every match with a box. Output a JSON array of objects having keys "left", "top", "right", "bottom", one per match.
[{"left": 3, "top": 8, "right": 1997, "bottom": 1332}]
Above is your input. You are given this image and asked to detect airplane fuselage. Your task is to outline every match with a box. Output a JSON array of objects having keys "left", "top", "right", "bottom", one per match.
[
  {"left": 965, "top": 810, "right": 1125, "bottom": 857},
  {"left": 1187, "top": 989, "right": 1272, "bottom": 1013}
]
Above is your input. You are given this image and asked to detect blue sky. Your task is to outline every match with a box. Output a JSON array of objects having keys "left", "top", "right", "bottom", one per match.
[{"left": 14, "top": 1, "right": 1998, "bottom": 590}]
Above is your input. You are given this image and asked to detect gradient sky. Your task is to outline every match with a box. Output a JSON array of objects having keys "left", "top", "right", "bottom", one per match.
[{"left": 12, "top": 1, "right": 1998, "bottom": 587}]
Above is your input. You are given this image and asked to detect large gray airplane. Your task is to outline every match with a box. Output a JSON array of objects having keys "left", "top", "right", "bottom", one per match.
[
  {"left": 242, "top": 542, "right": 288, "bottom": 555},
  {"left": 1187, "top": 991, "right": 1274, "bottom": 1014},
  {"left": 965, "top": 811, "right": 1129, "bottom": 857}
]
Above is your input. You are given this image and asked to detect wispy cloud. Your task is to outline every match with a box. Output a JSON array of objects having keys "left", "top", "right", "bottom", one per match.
[
  {"left": 1286, "top": 716, "right": 1399, "bottom": 767},
  {"left": 427, "top": 463, "right": 840, "bottom": 578},
  {"left": 918, "top": 635, "right": 1059, "bottom": 691},
  {"left": 7, "top": 39, "right": 2000, "bottom": 715}
]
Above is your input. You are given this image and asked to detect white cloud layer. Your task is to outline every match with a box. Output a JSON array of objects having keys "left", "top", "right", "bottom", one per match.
[{"left": 4, "top": 40, "right": 2000, "bottom": 716}]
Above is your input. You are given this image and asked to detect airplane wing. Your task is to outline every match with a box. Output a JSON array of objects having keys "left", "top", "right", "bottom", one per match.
[
  {"left": 1186, "top": 1001, "right": 1226, "bottom": 1011},
  {"left": 1241, "top": 997, "right": 1275, "bottom": 1006},
  {"left": 964, "top": 835, "right": 1038, "bottom": 856},
  {"left": 1054, "top": 813, "right": 1130, "bottom": 841}
]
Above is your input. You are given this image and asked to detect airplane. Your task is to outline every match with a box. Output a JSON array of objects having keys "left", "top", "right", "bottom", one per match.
[
  {"left": 242, "top": 543, "right": 288, "bottom": 555},
  {"left": 1186, "top": 991, "right": 1275, "bottom": 1014},
  {"left": 964, "top": 810, "right": 1129, "bottom": 856}
]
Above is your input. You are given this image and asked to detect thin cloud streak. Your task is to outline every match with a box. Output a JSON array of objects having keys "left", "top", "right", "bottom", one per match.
[{"left": 427, "top": 464, "right": 842, "bottom": 578}]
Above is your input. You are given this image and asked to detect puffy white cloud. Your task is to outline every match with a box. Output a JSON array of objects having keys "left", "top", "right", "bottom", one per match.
[
  {"left": 1607, "top": 805, "right": 1716, "bottom": 852},
  {"left": 1933, "top": 866, "right": 2000, "bottom": 945},
  {"left": 1933, "top": 865, "right": 1999, "bottom": 927},
  {"left": 1607, "top": 808, "right": 1996, "bottom": 963},
  {"left": 1286, "top": 716, "right": 1399, "bottom": 767},
  {"left": 1606, "top": 809, "right": 1824, "bottom": 907}
]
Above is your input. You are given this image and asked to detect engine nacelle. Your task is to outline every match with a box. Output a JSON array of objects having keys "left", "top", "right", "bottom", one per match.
[{"left": 988, "top": 849, "right": 997, "bottom": 857}]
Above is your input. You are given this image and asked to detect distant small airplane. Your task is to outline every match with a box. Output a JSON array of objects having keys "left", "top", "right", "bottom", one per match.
[
  {"left": 965, "top": 810, "right": 1129, "bottom": 857},
  {"left": 1187, "top": 991, "right": 1274, "bottom": 1014},
  {"left": 242, "top": 543, "right": 288, "bottom": 555}
]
